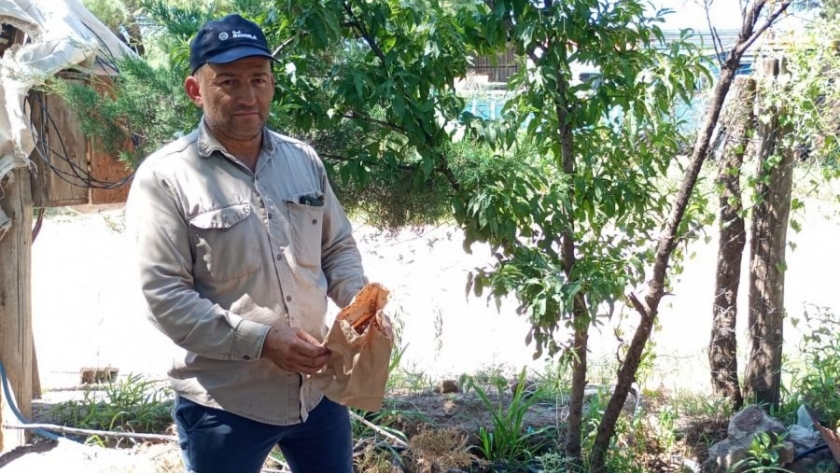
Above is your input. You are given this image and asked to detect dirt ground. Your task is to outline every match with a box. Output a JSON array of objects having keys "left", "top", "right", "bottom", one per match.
[{"left": 2, "top": 193, "right": 838, "bottom": 471}]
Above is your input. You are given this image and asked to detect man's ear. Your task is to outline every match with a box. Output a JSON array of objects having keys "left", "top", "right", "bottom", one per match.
[{"left": 184, "top": 74, "right": 203, "bottom": 107}]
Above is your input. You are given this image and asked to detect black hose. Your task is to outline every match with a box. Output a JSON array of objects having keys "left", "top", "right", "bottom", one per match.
[{"left": 792, "top": 443, "right": 830, "bottom": 462}]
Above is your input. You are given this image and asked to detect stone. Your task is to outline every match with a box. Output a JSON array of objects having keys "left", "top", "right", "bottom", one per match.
[
  {"left": 434, "top": 379, "right": 461, "bottom": 394},
  {"left": 702, "top": 406, "right": 789, "bottom": 473},
  {"left": 702, "top": 436, "right": 752, "bottom": 473},
  {"left": 778, "top": 441, "right": 796, "bottom": 465},
  {"left": 728, "top": 405, "right": 786, "bottom": 441}
]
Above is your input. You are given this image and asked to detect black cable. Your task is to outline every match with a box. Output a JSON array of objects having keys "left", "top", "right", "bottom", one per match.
[
  {"left": 26, "top": 90, "right": 134, "bottom": 190},
  {"left": 792, "top": 443, "right": 830, "bottom": 462}
]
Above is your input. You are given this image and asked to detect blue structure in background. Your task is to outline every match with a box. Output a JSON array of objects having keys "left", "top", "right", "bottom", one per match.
[
  {"left": 462, "top": 27, "right": 754, "bottom": 132},
  {"left": 466, "top": 94, "right": 708, "bottom": 133}
]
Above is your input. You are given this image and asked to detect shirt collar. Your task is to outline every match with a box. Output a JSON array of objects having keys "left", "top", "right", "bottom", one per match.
[{"left": 197, "top": 117, "right": 276, "bottom": 159}]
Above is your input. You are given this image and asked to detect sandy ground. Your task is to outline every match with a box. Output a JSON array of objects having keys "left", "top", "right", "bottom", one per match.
[{"left": 27, "top": 196, "right": 840, "bottom": 394}]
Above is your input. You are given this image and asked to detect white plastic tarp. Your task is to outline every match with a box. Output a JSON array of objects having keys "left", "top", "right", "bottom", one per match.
[{"left": 0, "top": 0, "right": 134, "bottom": 238}]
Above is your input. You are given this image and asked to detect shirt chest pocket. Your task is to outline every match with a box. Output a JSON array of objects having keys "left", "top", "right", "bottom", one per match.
[
  {"left": 284, "top": 192, "right": 324, "bottom": 271},
  {"left": 189, "top": 203, "right": 263, "bottom": 282}
]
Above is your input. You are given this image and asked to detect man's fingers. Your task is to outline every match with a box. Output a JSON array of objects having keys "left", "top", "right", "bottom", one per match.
[
  {"left": 295, "top": 329, "right": 324, "bottom": 346},
  {"left": 294, "top": 331, "right": 328, "bottom": 357},
  {"left": 281, "top": 355, "right": 322, "bottom": 375},
  {"left": 312, "top": 352, "right": 330, "bottom": 368}
]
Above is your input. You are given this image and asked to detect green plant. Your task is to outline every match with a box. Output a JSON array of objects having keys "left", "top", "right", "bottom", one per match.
[
  {"left": 53, "top": 373, "right": 173, "bottom": 446},
  {"left": 468, "top": 368, "right": 554, "bottom": 467},
  {"left": 789, "top": 305, "right": 840, "bottom": 427},
  {"left": 673, "top": 389, "right": 735, "bottom": 420},
  {"left": 728, "top": 432, "right": 792, "bottom": 473},
  {"left": 537, "top": 451, "right": 572, "bottom": 473},
  {"left": 349, "top": 401, "right": 423, "bottom": 446}
]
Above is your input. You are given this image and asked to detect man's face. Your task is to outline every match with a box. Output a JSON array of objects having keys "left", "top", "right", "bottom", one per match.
[{"left": 186, "top": 56, "right": 275, "bottom": 143}]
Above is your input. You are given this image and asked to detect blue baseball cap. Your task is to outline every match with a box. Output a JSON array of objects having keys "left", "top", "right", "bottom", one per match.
[{"left": 189, "top": 14, "right": 274, "bottom": 74}]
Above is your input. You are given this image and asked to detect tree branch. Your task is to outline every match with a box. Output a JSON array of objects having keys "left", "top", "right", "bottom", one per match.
[
  {"left": 737, "top": 1, "right": 792, "bottom": 55},
  {"left": 341, "top": 1, "right": 460, "bottom": 194},
  {"left": 272, "top": 34, "right": 298, "bottom": 58},
  {"left": 704, "top": 1, "right": 725, "bottom": 67},
  {"left": 343, "top": 2, "right": 388, "bottom": 64},
  {"left": 343, "top": 112, "right": 409, "bottom": 135},
  {"left": 627, "top": 292, "right": 648, "bottom": 317}
]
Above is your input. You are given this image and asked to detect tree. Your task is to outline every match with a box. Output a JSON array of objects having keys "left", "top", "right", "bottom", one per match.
[
  {"left": 742, "top": 18, "right": 840, "bottom": 409},
  {"left": 709, "top": 76, "right": 755, "bottom": 411},
  {"left": 82, "top": 0, "right": 146, "bottom": 55},
  {"left": 459, "top": 2, "right": 705, "bottom": 467},
  {"left": 704, "top": 5, "right": 840, "bottom": 411}
]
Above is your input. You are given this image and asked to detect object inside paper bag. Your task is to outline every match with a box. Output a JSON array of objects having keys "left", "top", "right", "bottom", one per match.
[{"left": 312, "top": 283, "right": 392, "bottom": 412}]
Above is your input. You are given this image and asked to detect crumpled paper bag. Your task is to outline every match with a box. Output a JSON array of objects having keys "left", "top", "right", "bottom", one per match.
[{"left": 312, "top": 283, "right": 393, "bottom": 411}]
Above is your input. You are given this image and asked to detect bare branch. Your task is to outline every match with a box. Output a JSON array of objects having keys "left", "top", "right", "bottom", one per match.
[
  {"left": 737, "top": 1, "right": 793, "bottom": 55},
  {"left": 271, "top": 34, "right": 298, "bottom": 58},
  {"left": 703, "top": 1, "right": 725, "bottom": 67}
]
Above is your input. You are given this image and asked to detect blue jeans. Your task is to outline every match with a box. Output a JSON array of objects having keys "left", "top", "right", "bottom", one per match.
[{"left": 173, "top": 396, "right": 353, "bottom": 473}]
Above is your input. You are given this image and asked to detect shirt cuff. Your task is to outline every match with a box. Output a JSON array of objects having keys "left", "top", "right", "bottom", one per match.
[{"left": 231, "top": 318, "right": 270, "bottom": 361}]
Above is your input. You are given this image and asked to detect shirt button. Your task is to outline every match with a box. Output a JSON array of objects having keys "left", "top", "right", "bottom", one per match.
[
  {"left": 267, "top": 213, "right": 273, "bottom": 219},
  {"left": 312, "top": 219, "right": 318, "bottom": 225},
  {"left": 276, "top": 254, "right": 282, "bottom": 261},
  {"left": 243, "top": 355, "right": 251, "bottom": 360},
  {"left": 286, "top": 295, "right": 292, "bottom": 302}
]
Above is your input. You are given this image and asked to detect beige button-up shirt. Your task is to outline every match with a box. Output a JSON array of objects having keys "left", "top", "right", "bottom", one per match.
[{"left": 126, "top": 120, "right": 367, "bottom": 425}]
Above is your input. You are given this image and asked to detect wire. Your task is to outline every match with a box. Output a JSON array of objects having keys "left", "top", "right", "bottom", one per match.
[
  {"left": 26, "top": 90, "right": 134, "bottom": 191},
  {"left": 792, "top": 443, "right": 830, "bottom": 462}
]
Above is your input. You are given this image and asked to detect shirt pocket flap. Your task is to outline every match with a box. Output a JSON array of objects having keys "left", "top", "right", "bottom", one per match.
[{"left": 190, "top": 203, "right": 252, "bottom": 230}]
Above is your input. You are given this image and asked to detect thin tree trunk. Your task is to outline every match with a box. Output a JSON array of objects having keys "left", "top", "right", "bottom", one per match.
[
  {"left": 744, "top": 58, "right": 794, "bottom": 410},
  {"left": 709, "top": 76, "right": 755, "bottom": 410},
  {"left": 588, "top": 2, "right": 793, "bottom": 471},
  {"left": 588, "top": 62, "right": 741, "bottom": 473},
  {"left": 555, "top": 73, "right": 589, "bottom": 468}
]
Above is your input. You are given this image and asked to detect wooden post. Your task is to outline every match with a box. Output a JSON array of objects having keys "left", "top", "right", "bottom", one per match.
[
  {"left": 0, "top": 167, "right": 34, "bottom": 451},
  {"left": 744, "top": 57, "right": 794, "bottom": 410}
]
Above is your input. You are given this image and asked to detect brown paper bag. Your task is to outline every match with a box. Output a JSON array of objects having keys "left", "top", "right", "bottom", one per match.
[{"left": 312, "top": 283, "right": 393, "bottom": 412}]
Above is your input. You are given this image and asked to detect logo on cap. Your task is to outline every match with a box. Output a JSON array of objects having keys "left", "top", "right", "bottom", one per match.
[
  {"left": 218, "top": 32, "right": 229, "bottom": 41},
  {"left": 233, "top": 30, "right": 257, "bottom": 40}
]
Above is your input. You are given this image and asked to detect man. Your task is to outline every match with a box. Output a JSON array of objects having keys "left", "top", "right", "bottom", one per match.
[{"left": 126, "top": 14, "right": 366, "bottom": 473}]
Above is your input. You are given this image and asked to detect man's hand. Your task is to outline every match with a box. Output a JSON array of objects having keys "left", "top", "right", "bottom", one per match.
[{"left": 261, "top": 326, "right": 330, "bottom": 375}]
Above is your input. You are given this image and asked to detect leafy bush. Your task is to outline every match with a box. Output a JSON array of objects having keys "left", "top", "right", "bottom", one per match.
[{"left": 787, "top": 305, "right": 840, "bottom": 427}]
